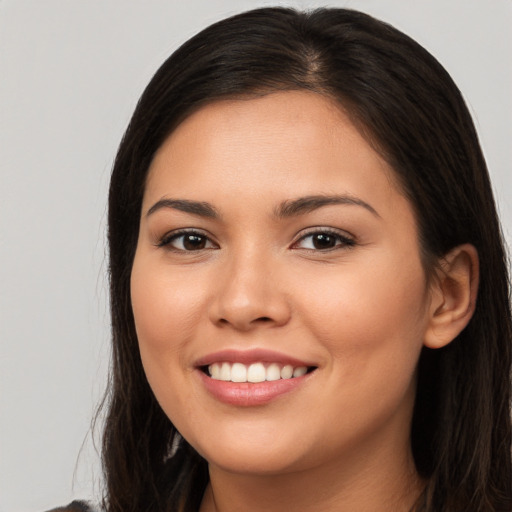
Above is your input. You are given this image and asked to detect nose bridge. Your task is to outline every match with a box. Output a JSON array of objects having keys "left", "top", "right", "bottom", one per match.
[{"left": 209, "top": 242, "right": 290, "bottom": 330}]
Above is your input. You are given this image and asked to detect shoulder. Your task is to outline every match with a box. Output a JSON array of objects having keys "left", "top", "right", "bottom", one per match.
[{"left": 45, "top": 501, "right": 99, "bottom": 512}]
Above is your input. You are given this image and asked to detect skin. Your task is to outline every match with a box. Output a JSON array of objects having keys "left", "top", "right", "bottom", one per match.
[{"left": 130, "top": 91, "right": 477, "bottom": 511}]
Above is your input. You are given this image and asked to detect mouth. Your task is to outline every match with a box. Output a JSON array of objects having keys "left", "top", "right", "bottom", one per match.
[
  {"left": 201, "top": 361, "right": 317, "bottom": 383},
  {"left": 194, "top": 349, "right": 318, "bottom": 406}
]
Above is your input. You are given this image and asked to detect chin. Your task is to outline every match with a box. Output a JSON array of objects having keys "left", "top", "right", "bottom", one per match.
[
  {"left": 203, "top": 448, "right": 303, "bottom": 476},
  {"left": 185, "top": 425, "right": 310, "bottom": 476}
]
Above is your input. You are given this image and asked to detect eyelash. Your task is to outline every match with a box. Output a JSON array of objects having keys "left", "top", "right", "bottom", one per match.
[
  {"left": 157, "top": 228, "right": 356, "bottom": 252},
  {"left": 292, "top": 228, "right": 356, "bottom": 251},
  {"left": 157, "top": 229, "right": 217, "bottom": 251}
]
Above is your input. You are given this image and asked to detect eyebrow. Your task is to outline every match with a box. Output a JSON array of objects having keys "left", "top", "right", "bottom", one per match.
[
  {"left": 146, "top": 198, "right": 219, "bottom": 219},
  {"left": 146, "top": 194, "right": 379, "bottom": 220},
  {"left": 275, "top": 194, "right": 380, "bottom": 218}
]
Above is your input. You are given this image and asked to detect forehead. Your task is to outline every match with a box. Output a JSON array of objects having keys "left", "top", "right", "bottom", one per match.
[{"left": 144, "top": 91, "right": 400, "bottom": 211}]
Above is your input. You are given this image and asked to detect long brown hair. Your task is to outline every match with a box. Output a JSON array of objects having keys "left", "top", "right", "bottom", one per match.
[{"left": 102, "top": 7, "right": 512, "bottom": 511}]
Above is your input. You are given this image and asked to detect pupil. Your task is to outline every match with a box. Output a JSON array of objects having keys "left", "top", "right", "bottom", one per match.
[
  {"left": 184, "top": 234, "right": 205, "bottom": 250},
  {"left": 313, "top": 233, "right": 335, "bottom": 249}
]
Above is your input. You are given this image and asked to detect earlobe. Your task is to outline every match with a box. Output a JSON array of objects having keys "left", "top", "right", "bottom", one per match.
[{"left": 423, "top": 244, "right": 479, "bottom": 349}]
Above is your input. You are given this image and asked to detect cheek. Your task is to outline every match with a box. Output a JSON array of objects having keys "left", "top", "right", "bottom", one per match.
[
  {"left": 130, "top": 254, "right": 209, "bottom": 427},
  {"left": 292, "top": 257, "right": 428, "bottom": 441},
  {"left": 130, "top": 254, "right": 205, "bottom": 370},
  {"left": 297, "top": 249, "right": 429, "bottom": 372}
]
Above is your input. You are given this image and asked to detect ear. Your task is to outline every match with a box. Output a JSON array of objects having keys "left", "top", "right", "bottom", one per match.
[{"left": 424, "top": 244, "right": 479, "bottom": 349}]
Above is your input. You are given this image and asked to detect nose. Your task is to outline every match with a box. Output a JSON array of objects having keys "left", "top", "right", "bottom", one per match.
[{"left": 208, "top": 252, "right": 291, "bottom": 331}]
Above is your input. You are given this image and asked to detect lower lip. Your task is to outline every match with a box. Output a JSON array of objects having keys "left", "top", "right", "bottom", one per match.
[{"left": 197, "top": 370, "right": 312, "bottom": 406}]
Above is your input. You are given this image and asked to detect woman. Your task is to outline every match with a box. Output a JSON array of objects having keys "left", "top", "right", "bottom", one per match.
[{"left": 55, "top": 6, "right": 511, "bottom": 512}]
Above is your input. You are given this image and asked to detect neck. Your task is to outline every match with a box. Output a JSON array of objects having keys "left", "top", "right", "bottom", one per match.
[{"left": 200, "top": 438, "right": 425, "bottom": 512}]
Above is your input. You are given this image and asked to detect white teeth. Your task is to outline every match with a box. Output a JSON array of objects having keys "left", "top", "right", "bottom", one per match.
[
  {"left": 266, "top": 363, "right": 281, "bottom": 381},
  {"left": 219, "top": 362, "right": 231, "bottom": 381},
  {"left": 281, "top": 365, "right": 293, "bottom": 379},
  {"left": 247, "top": 362, "right": 266, "bottom": 383},
  {"left": 207, "top": 361, "right": 311, "bottom": 383},
  {"left": 293, "top": 366, "right": 308, "bottom": 377},
  {"left": 231, "top": 362, "right": 247, "bottom": 382},
  {"left": 210, "top": 362, "right": 221, "bottom": 380}
]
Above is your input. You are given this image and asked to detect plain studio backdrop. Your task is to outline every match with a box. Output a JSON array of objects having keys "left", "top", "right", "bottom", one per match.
[{"left": 0, "top": 1, "right": 510, "bottom": 510}]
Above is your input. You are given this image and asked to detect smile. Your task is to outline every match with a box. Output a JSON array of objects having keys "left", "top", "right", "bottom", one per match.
[
  {"left": 207, "top": 362, "right": 310, "bottom": 382},
  {"left": 195, "top": 349, "right": 318, "bottom": 406}
]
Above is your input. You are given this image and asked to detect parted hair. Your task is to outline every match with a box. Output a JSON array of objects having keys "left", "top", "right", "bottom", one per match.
[{"left": 102, "top": 7, "right": 512, "bottom": 512}]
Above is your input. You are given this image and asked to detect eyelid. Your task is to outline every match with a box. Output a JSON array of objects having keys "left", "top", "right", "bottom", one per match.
[
  {"left": 156, "top": 228, "right": 219, "bottom": 250},
  {"left": 291, "top": 226, "right": 356, "bottom": 250},
  {"left": 155, "top": 226, "right": 355, "bottom": 252}
]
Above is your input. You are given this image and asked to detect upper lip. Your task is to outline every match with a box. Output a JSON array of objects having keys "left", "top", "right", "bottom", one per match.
[{"left": 194, "top": 348, "right": 316, "bottom": 368}]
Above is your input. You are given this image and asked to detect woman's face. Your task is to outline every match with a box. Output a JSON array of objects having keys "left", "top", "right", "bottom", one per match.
[{"left": 131, "top": 91, "right": 433, "bottom": 475}]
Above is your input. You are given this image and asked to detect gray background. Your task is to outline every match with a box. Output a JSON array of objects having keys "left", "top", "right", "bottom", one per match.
[{"left": 1, "top": 1, "right": 510, "bottom": 510}]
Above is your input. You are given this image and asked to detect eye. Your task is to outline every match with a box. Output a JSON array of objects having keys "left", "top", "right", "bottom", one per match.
[
  {"left": 158, "top": 230, "right": 217, "bottom": 251},
  {"left": 293, "top": 229, "right": 355, "bottom": 251}
]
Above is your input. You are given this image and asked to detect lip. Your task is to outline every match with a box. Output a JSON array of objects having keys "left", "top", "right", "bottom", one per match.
[
  {"left": 196, "top": 369, "right": 314, "bottom": 406},
  {"left": 194, "top": 348, "right": 315, "bottom": 368},
  {"left": 194, "top": 348, "right": 317, "bottom": 407}
]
